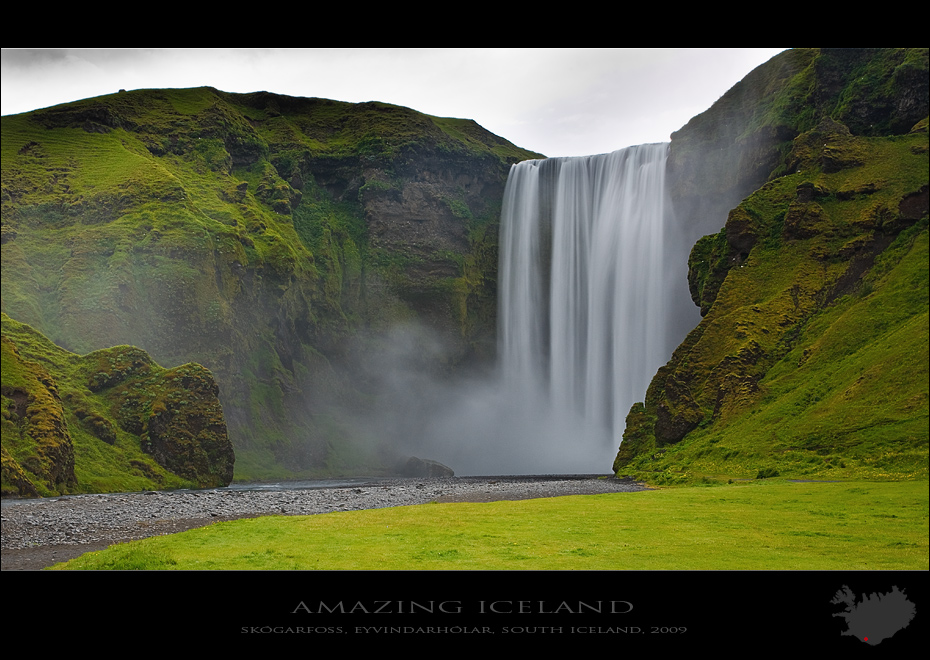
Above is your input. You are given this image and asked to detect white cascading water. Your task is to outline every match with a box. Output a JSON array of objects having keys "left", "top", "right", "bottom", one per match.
[
  {"left": 496, "top": 143, "right": 671, "bottom": 470},
  {"left": 376, "top": 143, "right": 680, "bottom": 475}
]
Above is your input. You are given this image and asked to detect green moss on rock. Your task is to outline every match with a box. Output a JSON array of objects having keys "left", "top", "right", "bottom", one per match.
[
  {"left": 1, "top": 333, "right": 77, "bottom": 496},
  {"left": 1, "top": 313, "right": 234, "bottom": 496}
]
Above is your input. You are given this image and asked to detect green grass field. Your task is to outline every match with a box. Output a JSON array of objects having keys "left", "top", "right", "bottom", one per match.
[{"left": 51, "top": 479, "right": 928, "bottom": 570}]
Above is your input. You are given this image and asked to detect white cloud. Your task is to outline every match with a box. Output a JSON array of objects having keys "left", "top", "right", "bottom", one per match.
[{"left": 1, "top": 48, "right": 786, "bottom": 157}]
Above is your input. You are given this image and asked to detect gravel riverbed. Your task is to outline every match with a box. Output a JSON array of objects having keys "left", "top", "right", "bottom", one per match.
[{"left": 1, "top": 475, "right": 646, "bottom": 570}]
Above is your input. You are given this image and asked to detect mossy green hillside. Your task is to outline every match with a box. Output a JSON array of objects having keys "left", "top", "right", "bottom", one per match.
[
  {"left": 616, "top": 121, "right": 928, "bottom": 485},
  {"left": 616, "top": 48, "right": 928, "bottom": 485},
  {"left": 1, "top": 313, "right": 233, "bottom": 496},
  {"left": 2, "top": 88, "right": 540, "bottom": 481}
]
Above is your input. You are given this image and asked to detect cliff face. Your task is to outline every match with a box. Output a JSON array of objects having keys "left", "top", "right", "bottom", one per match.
[
  {"left": 1, "top": 314, "right": 233, "bottom": 496},
  {"left": 615, "top": 48, "right": 929, "bottom": 484},
  {"left": 667, "top": 48, "right": 929, "bottom": 250},
  {"left": 1, "top": 88, "right": 540, "bottom": 479}
]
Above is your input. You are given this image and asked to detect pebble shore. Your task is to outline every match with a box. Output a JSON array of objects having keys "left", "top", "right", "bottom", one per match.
[{"left": 1, "top": 476, "right": 645, "bottom": 569}]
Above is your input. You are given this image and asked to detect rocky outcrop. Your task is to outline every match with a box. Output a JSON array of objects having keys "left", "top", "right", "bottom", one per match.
[
  {"left": 1, "top": 314, "right": 234, "bottom": 496},
  {"left": 400, "top": 456, "right": 455, "bottom": 478},
  {"left": 109, "top": 360, "right": 234, "bottom": 488}
]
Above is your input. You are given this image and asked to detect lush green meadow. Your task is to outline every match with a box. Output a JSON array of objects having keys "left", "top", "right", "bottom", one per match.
[{"left": 52, "top": 479, "right": 928, "bottom": 570}]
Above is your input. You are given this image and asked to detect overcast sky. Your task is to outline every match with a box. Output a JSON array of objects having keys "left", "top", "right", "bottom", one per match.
[{"left": 1, "top": 48, "right": 786, "bottom": 158}]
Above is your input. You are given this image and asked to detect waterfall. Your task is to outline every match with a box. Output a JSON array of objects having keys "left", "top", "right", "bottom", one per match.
[
  {"left": 497, "top": 144, "right": 672, "bottom": 468},
  {"left": 371, "top": 143, "right": 682, "bottom": 476}
]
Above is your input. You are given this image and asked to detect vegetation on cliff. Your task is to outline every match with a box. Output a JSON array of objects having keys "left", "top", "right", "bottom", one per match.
[
  {"left": 1, "top": 88, "right": 541, "bottom": 482},
  {"left": 1, "top": 313, "right": 233, "bottom": 496},
  {"left": 615, "top": 48, "right": 929, "bottom": 484}
]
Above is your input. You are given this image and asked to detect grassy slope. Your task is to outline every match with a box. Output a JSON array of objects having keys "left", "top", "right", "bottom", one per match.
[
  {"left": 2, "top": 93, "right": 279, "bottom": 361},
  {"left": 1, "top": 313, "right": 232, "bottom": 495},
  {"left": 620, "top": 137, "right": 928, "bottom": 485},
  {"left": 51, "top": 480, "right": 928, "bottom": 570}
]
